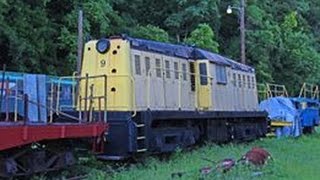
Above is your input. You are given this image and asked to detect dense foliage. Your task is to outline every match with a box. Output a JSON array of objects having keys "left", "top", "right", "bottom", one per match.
[{"left": 0, "top": 0, "right": 319, "bottom": 93}]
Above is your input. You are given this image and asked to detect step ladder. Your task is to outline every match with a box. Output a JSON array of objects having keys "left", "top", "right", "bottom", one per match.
[{"left": 135, "top": 123, "right": 147, "bottom": 153}]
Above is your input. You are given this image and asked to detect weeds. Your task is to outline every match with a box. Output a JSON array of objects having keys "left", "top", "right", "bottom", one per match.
[
  {"left": 32, "top": 132, "right": 320, "bottom": 179},
  {"left": 113, "top": 132, "right": 320, "bottom": 179}
]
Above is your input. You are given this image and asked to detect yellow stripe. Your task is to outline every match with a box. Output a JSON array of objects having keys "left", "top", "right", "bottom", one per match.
[{"left": 270, "top": 121, "right": 292, "bottom": 127}]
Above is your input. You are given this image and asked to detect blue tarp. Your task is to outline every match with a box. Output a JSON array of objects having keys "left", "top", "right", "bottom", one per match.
[
  {"left": 0, "top": 71, "right": 76, "bottom": 123},
  {"left": 23, "top": 74, "right": 47, "bottom": 123},
  {"left": 127, "top": 36, "right": 255, "bottom": 73},
  {"left": 259, "top": 97, "right": 301, "bottom": 137}
]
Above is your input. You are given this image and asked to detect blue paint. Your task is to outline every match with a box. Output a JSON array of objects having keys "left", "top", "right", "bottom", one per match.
[
  {"left": 291, "top": 98, "right": 320, "bottom": 128},
  {"left": 23, "top": 74, "right": 47, "bottom": 123},
  {"left": 260, "top": 96, "right": 320, "bottom": 137}
]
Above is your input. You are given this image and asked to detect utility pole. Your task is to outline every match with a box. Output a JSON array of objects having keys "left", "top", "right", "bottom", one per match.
[
  {"left": 77, "top": 9, "right": 83, "bottom": 74},
  {"left": 227, "top": 0, "right": 246, "bottom": 64},
  {"left": 75, "top": 9, "right": 83, "bottom": 108},
  {"left": 240, "top": 0, "right": 246, "bottom": 64}
]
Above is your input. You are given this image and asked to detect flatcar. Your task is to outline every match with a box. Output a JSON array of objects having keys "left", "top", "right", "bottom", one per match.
[
  {"left": 0, "top": 71, "right": 108, "bottom": 177},
  {"left": 77, "top": 35, "right": 267, "bottom": 160}
]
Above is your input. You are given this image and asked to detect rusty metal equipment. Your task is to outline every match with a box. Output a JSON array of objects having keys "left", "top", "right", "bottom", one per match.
[{"left": 238, "top": 147, "right": 272, "bottom": 166}]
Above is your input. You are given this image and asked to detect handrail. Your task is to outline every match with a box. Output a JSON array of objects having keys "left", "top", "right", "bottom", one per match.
[
  {"left": 5, "top": 79, "right": 9, "bottom": 121},
  {"left": 5, "top": 94, "right": 81, "bottom": 122},
  {"left": 299, "top": 83, "right": 319, "bottom": 99},
  {"left": 257, "top": 83, "right": 268, "bottom": 102},
  {"left": 256, "top": 83, "right": 289, "bottom": 101},
  {"left": 72, "top": 71, "right": 78, "bottom": 107},
  {"left": 0, "top": 74, "right": 109, "bottom": 124},
  {"left": 54, "top": 74, "right": 108, "bottom": 122},
  {"left": 0, "top": 78, "right": 23, "bottom": 122},
  {"left": 266, "top": 83, "right": 288, "bottom": 98},
  {"left": 54, "top": 73, "right": 136, "bottom": 119},
  {"left": 55, "top": 74, "right": 107, "bottom": 110},
  {"left": 14, "top": 79, "right": 18, "bottom": 122}
]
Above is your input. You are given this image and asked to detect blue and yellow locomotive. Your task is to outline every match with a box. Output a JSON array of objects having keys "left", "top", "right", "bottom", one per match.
[{"left": 77, "top": 35, "right": 267, "bottom": 160}]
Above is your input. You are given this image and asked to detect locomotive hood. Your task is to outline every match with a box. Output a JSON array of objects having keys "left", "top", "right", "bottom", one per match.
[{"left": 121, "top": 36, "right": 255, "bottom": 73}]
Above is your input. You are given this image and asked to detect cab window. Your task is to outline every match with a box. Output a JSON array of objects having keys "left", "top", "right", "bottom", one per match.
[
  {"left": 199, "top": 63, "right": 208, "bottom": 85},
  {"left": 215, "top": 65, "right": 227, "bottom": 84},
  {"left": 190, "top": 62, "right": 195, "bottom": 91}
]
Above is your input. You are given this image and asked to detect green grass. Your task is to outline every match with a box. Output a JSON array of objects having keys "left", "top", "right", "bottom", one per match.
[
  {"left": 33, "top": 131, "right": 320, "bottom": 180},
  {"left": 111, "top": 133, "right": 320, "bottom": 180}
]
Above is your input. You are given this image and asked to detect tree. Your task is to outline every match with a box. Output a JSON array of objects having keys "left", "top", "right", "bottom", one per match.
[
  {"left": 274, "top": 12, "right": 320, "bottom": 94},
  {"left": 1, "top": 0, "right": 320, "bottom": 94},
  {"left": 0, "top": 0, "right": 124, "bottom": 75},
  {"left": 163, "top": 0, "right": 221, "bottom": 42},
  {"left": 112, "top": 0, "right": 221, "bottom": 42},
  {"left": 244, "top": 1, "right": 320, "bottom": 93},
  {"left": 184, "top": 23, "right": 219, "bottom": 53},
  {"left": 131, "top": 25, "right": 169, "bottom": 42},
  {"left": 0, "top": 1, "right": 58, "bottom": 74},
  {"left": 54, "top": 0, "right": 124, "bottom": 74}
]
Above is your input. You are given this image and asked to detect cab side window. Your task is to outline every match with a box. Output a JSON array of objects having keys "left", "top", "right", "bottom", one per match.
[
  {"left": 199, "top": 63, "right": 208, "bottom": 85},
  {"left": 215, "top": 65, "right": 227, "bottom": 84}
]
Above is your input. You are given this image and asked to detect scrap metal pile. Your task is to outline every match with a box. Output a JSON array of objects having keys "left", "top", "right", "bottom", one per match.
[{"left": 172, "top": 147, "right": 272, "bottom": 178}]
